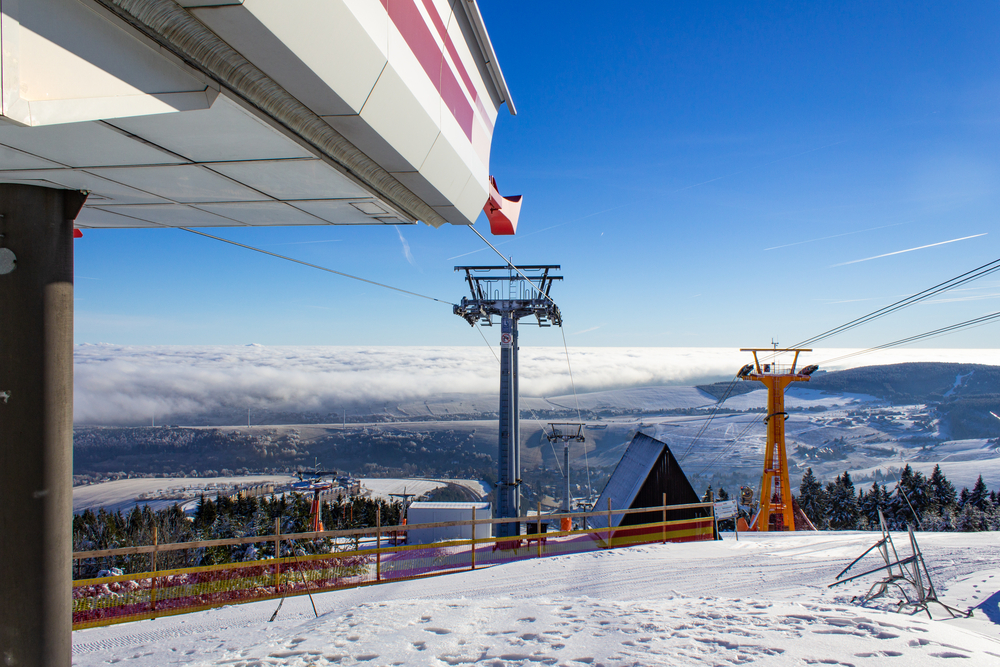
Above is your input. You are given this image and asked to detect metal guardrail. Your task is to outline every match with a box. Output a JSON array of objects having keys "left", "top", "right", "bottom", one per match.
[{"left": 72, "top": 502, "right": 714, "bottom": 630}]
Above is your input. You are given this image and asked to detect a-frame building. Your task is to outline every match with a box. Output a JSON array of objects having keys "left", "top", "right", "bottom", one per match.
[{"left": 589, "top": 432, "right": 713, "bottom": 544}]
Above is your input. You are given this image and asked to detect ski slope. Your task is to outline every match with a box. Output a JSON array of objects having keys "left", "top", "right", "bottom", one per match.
[{"left": 72, "top": 531, "right": 1000, "bottom": 666}]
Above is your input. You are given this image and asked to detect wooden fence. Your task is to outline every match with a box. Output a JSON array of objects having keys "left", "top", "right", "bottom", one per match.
[{"left": 72, "top": 501, "right": 714, "bottom": 630}]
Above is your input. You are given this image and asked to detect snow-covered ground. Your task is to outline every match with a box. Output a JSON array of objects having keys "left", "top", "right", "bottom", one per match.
[
  {"left": 72, "top": 476, "right": 489, "bottom": 516},
  {"left": 72, "top": 475, "right": 297, "bottom": 514},
  {"left": 360, "top": 478, "right": 489, "bottom": 501},
  {"left": 72, "top": 531, "right": 1000, "bottom": 666},
  {"left": 719, "top": 386, "right": 877, "bottom": 411}
]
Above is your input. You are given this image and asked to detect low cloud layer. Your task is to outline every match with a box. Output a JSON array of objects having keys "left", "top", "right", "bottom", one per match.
[{"left": 74, "top": 344, "right": 1000, "bottom": 425}]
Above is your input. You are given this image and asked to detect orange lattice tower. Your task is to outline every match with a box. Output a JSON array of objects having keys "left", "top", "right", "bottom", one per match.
[{"left": 739, "top": 348, "right": 818, "bottom": 531}]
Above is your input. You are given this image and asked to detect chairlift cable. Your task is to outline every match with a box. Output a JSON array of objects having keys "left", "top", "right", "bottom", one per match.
[
  {"left": 466, "top": 223, "right": 591, "bottom": 500},
  {"left": 466, "top": 225, "right": 558, "bottom": 306},
  {"left": 762, "top": 256, "right": 1000, "bottom": 363},
  {"left": 677, "top": 374, "right": 741, "bottom": 462},
  {"left": 561, "top": 326, "right": 592, "bottom": 500},
  {"left": 179, "top": 227, "right": 455, "bottom": 306},
  {"left": 694, "top": 412, "right": 765, "bottom": 475},
  {"left": 817, "top": 310, "right": 1000, "bottom": 366},
  {"left": 470, "top": 321, "right": 564, "bottom": 477},
  {"left": 473, "top": 322, "right": 500, "bottom": 364}
]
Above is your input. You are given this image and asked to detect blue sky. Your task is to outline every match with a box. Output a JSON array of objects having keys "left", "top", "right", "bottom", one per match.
[{"left": 75, "top": 1, "right": 1000, "bottom": 352}]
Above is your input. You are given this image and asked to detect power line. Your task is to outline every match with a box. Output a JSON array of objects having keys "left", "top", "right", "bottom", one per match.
[
  {"left": 473, "top": 322, "right": 500, "bottom": 363},
  {"left": 677, "top": 374, "right": 743, "bottom": 462},
  {"left": 466, "top": 225, "right": 558, "bottom": 306},
  {"left": 560, "top": 326, "right": 591, "bottom": 499},
  {"left": 777, "top": 256, "right": 1000, "bottom": 355},
  {"left": 465, "top": 223, "right": 593, "bottom": 500},
  {"left": 179, "top": 227, "right": 454, "bottom": 306},
  {"left": 818, "top": 310, "right": 1000, "bottom": 366},
  {"left": 695, "top": 413, "right": 765, "bottom": 475}
]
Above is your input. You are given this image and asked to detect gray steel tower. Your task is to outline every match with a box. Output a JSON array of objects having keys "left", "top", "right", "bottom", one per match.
[{"left": 454, "top": 265, "right": 562, "bottom": 538}]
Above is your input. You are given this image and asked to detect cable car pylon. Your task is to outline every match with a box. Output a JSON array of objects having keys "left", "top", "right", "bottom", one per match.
[
  {"left": 738, "top": 347, "right": 819, "bottom": 531},
  {"left": 454, "top": 264, "right": 563, "bottom": 538}
]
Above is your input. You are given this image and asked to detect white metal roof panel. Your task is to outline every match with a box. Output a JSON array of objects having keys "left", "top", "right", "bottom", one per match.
[
  {"left": 0, "top": 122, "right": 185, "bottom": 168},
  {"left": 85, "top": 165, "right": 269, "bottom": 203},
  {"left": 207, "top": 159, "right": 370, "bottom": 200},
  {"left": 86, "top": 204, "right": 244, "bottom": 227},
  {"left": 193, "top": 202, "right": 328, "bottom": 226},
  {"left": 0, "top": 169, "right": 170, "bottom": 204},
  {"left": 107, "top": 96, "right": 314, "bottom": 163}
]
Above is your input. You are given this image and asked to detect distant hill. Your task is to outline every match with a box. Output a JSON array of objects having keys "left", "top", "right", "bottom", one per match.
[
  {"left": 765, "top": 362, "right": 1000, "bottom": 440},
  {"left": 805, "top": 362, "right": 1000, "bottom": 404},
  {"left": 699, "top": 362, "right": 1000, "bottom": 440},
  {"left": 694, "top": 381, "right": 758, "bottom": 402}
]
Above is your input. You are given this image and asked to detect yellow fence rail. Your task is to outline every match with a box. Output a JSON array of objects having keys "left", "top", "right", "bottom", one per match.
[{"left": 73, "top": 502, "right": 714, "bottom": 630}]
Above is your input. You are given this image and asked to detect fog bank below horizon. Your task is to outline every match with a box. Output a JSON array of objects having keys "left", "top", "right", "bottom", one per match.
[{"left": 74, "top": 344, "right": 1000, "bottom": 425}]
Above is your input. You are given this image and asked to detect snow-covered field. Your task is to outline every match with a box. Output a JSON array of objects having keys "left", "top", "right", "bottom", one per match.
[
  {"left": 72, "top": 475, "right": 297, "bottom": 514},
  {"left": 72, "top": 531, "right": 1000, "bottom": 666},
  {"left": 72, "top": 476, "right": 489, "bottom": 516},
  {"left": 360, "top": 478, "right": 489, "bottom": 501}
]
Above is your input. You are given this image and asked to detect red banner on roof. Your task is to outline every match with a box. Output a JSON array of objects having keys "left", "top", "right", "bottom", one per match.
[{"left": 483, "top": 176, "right": 522, "bottom": 235}]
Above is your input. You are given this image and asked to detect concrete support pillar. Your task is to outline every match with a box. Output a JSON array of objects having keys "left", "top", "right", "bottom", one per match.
[{"left": 0, "top": 184, "right": 85, "bottom": 667}]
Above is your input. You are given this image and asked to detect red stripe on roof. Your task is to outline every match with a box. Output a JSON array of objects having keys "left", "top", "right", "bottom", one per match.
[
  {"left": 418, "top": 0, "right": 494, "bottom": 133},
  {"left": 418, "top": 0, "right": 476, "bottom": 100},
  {"left": 381, "top": 0, "right": 474, "bottom": 140}
]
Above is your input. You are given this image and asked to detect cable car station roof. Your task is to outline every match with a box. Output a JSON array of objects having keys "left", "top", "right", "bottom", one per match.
[{"left": 0, "top": 0, "right": 514, "bottom": 229}]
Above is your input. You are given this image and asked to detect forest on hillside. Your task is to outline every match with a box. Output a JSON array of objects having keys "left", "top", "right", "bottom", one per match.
[{"left": 793, "top": 464, "right": 1000, "bottom": 532}]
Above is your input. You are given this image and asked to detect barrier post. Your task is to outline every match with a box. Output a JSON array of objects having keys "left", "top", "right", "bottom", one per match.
[
  {"left": 662, "top": 493, "right": 667, "bottom": 544},
  {"left": 607, "top": 498, "right": 613, "bottom": 549},
  {"left": 537, "top": 501, "right": 542, "bottom": 559},
  {"left": 376, "top": 506, "right": 382, "bottom": 583},
  {"left": 470, "top": 507, "right": 476, "bottom": 571},
  {"left": 150, "top": 526, "right": 158, "bottom": 614},
  {"left": 273, "top": 518, "right": 281, "bottom": 592}
]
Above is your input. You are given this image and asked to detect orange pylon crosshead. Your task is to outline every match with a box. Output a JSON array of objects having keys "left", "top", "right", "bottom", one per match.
[{"left": 739, "top": 348, "right": 816, "bottom": 532}]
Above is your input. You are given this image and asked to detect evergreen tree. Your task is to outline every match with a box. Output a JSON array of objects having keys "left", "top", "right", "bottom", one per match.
[
  {"left": 928, "top": 465, "right": 957, "bottom": 512},
  {"left": 193, "top": 494, "right": 217, "bottom": 529},
  {"left": 827, "top": 472, "right": 859, "bottom": 530},
  {"left": 858, "top": 483, "right": 890, "bottom": 530},
  {"left": 890, "top": 465, "right": 930, "bottom": 527},
  {"left": 956, "top": 503, "right": 989, "bottom": 532},
  {"left": 798, "top": 468, "right": 827, "bottom": 529},
  {"left": 968, "top": 475, "right": 990, "bottom": 512}
]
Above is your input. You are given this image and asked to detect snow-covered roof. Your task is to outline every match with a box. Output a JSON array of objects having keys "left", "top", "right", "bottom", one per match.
[{"left": 409, "top": 502, "right": 490, "bottom": 511}]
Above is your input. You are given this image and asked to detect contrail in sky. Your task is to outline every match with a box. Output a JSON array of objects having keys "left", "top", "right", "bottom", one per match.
[
  {"left": 395, "top": 227, "right": 416, "bottom": 267},
  {"left": 830, "top": 233, "right": 987, "bottom": 267},
  {"left": 764, "top": 221, "right": 910, "bottom": 251}
]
